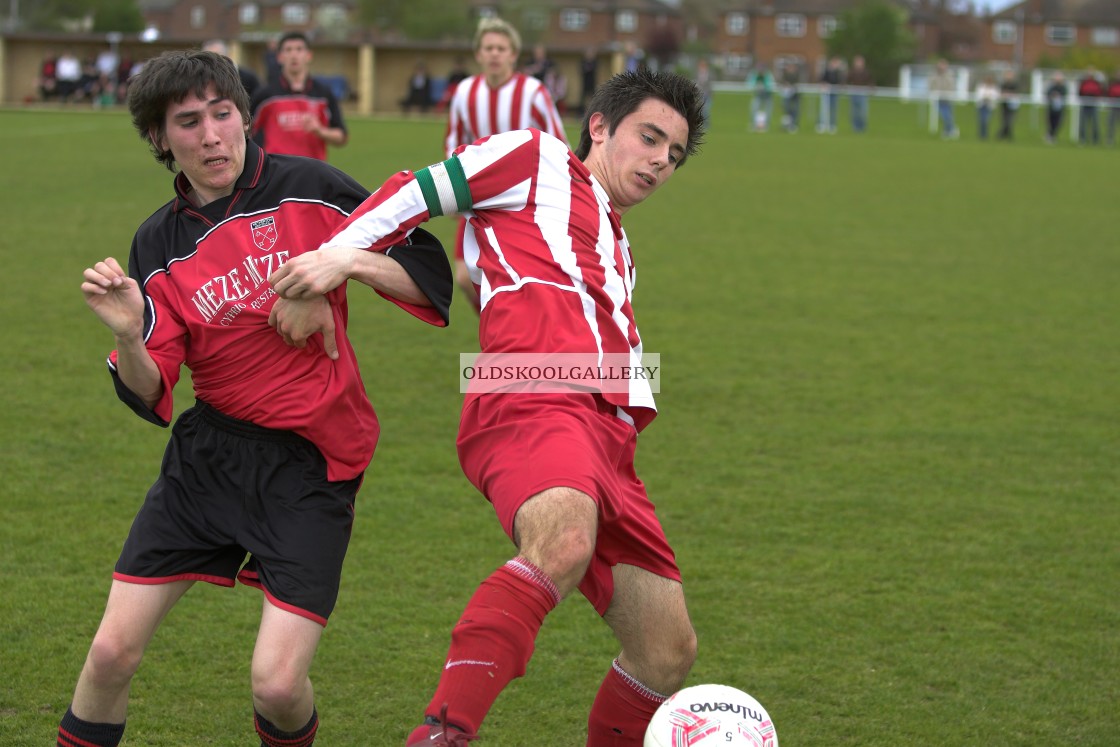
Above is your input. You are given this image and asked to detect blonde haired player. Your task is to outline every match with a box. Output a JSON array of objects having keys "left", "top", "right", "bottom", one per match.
[{"left": 444, "top": 17, "right": 568, "bottom": 313}]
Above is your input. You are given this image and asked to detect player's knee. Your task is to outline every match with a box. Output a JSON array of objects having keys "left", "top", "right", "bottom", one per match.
[
  {"left": 85, "top": 632, "right": 144, "bottom": 687},
  {"left": 639, "top": 624, "right": 697, "bottom": 692},
  {"left": 251, "top": 668, "right": 307, "bottom": 716},
  {"left": 526, "top": 523, "right": 596, "bottom": 591}
]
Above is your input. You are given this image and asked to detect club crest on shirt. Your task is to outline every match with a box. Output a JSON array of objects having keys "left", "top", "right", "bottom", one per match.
[{"left": 250, "top": 216, "right": 278, "bottom": 252}]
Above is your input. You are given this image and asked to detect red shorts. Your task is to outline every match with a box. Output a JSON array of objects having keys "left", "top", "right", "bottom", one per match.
[{"left": 457, "top": 392, "right": 680, "bottom": 615}]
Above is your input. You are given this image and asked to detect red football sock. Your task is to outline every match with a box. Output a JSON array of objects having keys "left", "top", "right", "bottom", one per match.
[
  {"left": 426, "top": 558, "right": 560, "bottom": 734},
  {"left": 586, "top": 660, "right": 667, "bottom": 747}
]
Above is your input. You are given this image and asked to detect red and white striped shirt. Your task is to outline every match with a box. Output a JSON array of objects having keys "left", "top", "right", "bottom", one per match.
[
  {"left": 323, "top": 129, "right": 655, "bottom": 430},
  {"left": 444, "top": 73, "right": 568, "bottom": 158}
]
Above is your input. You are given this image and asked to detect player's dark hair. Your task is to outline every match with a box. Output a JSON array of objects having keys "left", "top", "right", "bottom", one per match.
[
  {"left": 575, "top": 68, "right": 706, "bottom": 167},
  {"left": 278, "top": 31, "right": 311, "bottom": 50},
  {"left": 127, "top": 49, "right": 251, "bottom": 171}
]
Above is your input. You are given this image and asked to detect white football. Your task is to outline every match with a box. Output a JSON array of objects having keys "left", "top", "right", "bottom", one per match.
[{"left": 644, "top": 684, "right": 778, "bottom": 747}]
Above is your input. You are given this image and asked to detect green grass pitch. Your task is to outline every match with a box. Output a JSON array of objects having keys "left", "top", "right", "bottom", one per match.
[{"left": 0, "top": 93, "right": 1117, "bottom": 745}]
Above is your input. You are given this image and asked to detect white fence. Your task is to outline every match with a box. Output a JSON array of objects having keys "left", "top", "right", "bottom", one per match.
[{"left": 713, "top": 68, "right": 1119, "bottom": 143}]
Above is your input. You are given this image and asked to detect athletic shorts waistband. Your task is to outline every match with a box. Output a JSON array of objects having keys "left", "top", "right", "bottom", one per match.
[{"left": 193, "top": 400, "right": 314, "bottom": 447}]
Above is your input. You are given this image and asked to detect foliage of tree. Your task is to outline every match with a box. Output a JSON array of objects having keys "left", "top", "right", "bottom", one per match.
[
  {"left": 1036, "top": 48, "right": 1120, "bottom": 75},
  {"left": 91, "top": 0, "right": 143, "bottom": 32},
  {"left": 19, "top": 0, "right": 142, "bottom": 32},
  {"left": 358, "top": 0, "right": 473, "bottom": 42},
  {"left": 825, "top": 0, "right": 917, "bottom": 85}
]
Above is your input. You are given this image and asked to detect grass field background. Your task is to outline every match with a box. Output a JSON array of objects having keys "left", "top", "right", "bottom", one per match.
[{"left": 1, "top": 92, "right": 1117, "bottom": 745}]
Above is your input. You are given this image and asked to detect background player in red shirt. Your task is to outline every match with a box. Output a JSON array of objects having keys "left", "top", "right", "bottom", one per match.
[
  {"left": 444, "top": 17, "right": 567, "bottom": 314},
  {"left": 250, "top": 32, "right": 348, "bottom": 160},
  {"left": 58, "top": 50, "right": 450, "bottom": 747},
  {"left": 269, "top": 68, "right": 707, "bottom": 746}
]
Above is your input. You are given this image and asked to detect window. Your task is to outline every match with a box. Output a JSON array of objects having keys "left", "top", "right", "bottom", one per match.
[
  {"left": 818, "top": 15, "right": 838, "bottom": 38},
  {"left": 524, "top": 8, "right": 548, "bottom": 30},
  {"left": 190, "top": 5, "right": 205, "bottom": 29},
  {"left": 616, "top": 10, "right": 637, "bottom": 34},
  {"left": 725, "top": 12, "right": 747, "bottom": 36},
  {"left": 776, "top": 14, "right": 806, "bottom": 38},
  {"left": 1091, "top": 26, "right": 1119, "bottom": 47},
  {"left": 992, "top": 20, "right": 1016, "bottom": 44},
  {"left": 239, "top": 3, "right": 259, "bottom": 25},
  {"left": 281, "top": 3, "right": 310, "bottom": 25},
  {"left": 1045, "top": 23, "right": 1076, "bottom": 45},
  {"left": 560, "top": 8, "right": 589, "bottom": 31},
  {"left": 317, "top": 3, "right": 346, "bottom": 25}
]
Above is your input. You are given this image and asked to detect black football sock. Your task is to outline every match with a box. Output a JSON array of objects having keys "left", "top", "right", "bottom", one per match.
[
  {"left": 57, "top": 706, "right": 125, "bottom": 747},
  {"left": 255, "top": 707, "right": 319, "bottom": 747}
]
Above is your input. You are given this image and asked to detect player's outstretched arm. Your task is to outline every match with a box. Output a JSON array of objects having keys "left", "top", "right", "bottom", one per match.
[
  {"left": 81, "top": 257, "right": 162, "bottom": 408},
  {"left": 269, "top": 244, "right": 433, "bottom": 307}
]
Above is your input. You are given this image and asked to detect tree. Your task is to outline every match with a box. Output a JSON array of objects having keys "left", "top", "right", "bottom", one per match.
[
  {"left": 21, "top": 0, "right": 142, "bottom": 32},
  {"left": 826, "top": 0, "right": 917, "bottom": 86},
  {"left": 358, "top": 0, "right": 473, "bottom": 41},
  {"left": 92, "top": 0, "right": 144, "bottom": 32}
]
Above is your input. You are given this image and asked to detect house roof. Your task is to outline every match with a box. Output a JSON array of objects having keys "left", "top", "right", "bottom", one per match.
[
  {"left": 993, "top": 0, "right": 1120, "bottom": 24},
  {"left": 711, "top": 0, "right": 918, "bottom": 17}
]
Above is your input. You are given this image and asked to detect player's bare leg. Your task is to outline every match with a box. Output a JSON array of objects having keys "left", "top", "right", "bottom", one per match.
[
  {"left": 587, "top": 565, "right": 697, "bottom": 745},
  {"left": 251, "top": 599, "right": 324, "bottom": 743},
  {"left": 59, "top": 579, "right": 193, "bottom": 746},
  {"left": 70, "top": 579, "right": 193, "bottom": 722},
  {"left": 513, "top": 487, "right": 598, "bottom": 593}
]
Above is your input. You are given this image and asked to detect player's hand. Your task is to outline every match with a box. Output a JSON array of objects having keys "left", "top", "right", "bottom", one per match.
[
  {"left": 269, "top": 248, "right": 357, "bottom": 300},
  {"left": 268, "top": 295, "right": 339, "bottom": 360},
  {"left": 301, "top": 113, "right": 322, "bottom": 135},
  {"left": 81, "top": 257, "right": 145, "bottom": 339}
]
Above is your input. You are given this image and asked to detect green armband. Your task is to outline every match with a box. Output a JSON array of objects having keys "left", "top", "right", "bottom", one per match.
[{"left": 415, "top": 155, "right": 472, "bottom": 218}]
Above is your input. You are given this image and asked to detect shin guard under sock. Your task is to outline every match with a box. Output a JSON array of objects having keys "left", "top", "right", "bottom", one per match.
[
  {"left": 586, "top": 659, "right": 668, "bottom": 746},
  {"left": 427, "top": 558, "right": 560, "bottom": 734}
]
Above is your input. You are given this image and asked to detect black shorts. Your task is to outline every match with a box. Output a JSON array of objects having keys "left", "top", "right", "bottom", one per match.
[{"left": 115, "top": 401, "right": 362, "bottom": 626}]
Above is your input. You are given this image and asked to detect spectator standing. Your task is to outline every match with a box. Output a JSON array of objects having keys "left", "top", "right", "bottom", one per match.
[
  {"left": 579, "top": 47, "right": 598, "bottom": 116},
  {"left": 400, "top": 60, "right": 433, "bottom": 114},
  {"left": 263, "top": 36, "right": 282, "bottom": 87},
  {"left": 778, "top": 61, "right": 801, "bottom": 133},
  {"left": 523, "top": 43, "right": 555, "bottom": 82},
  {"left": 443, "top": 17, "right": 567, "bottom": 314},
  {"left": 997, "top": 69, "right": 1020, "bottom": 141},
  {"left": 1106, "top": 69, "right": 1120, "bottom": 145},
  {"left": 55, "top": 50, "right": 82, "bottom": 102},
  {"left": 748, "top": 64, "right": 775, "bottom": 132},
  {"left": 1044, "top": 72, "right": 1068, "bottom": 144},
  {"left": 250, "top": 32, "right": 347, "bottom": 161},
  {"left": 203, "top": 39, "right": 261, "bottom": 97},
  {"left": 818, "top": 56, "right": 843, "bottom": 133},
  {"left": 1077, "top": 66, "right": 1104, "bottom": 145},
  {"left": 57, "top": 49, "right": 450, "bottom": 747},
  {"left": 847, "top": 55, "right": 874, "bottom": 133},
  {"left": 623, "top": 41, "right": 645, "bottom": 73},
  {"left": 928, "top": 58, "right": 959, "bottom": 139},
  {"left": 38, "top": 54, "right": 59, "bottom": 101},
  {"left": 975, "top": 74, "right": 999, "bottom": 140},
  {"left": 695, "top": 58, "right": 713, "bottom": 126}
]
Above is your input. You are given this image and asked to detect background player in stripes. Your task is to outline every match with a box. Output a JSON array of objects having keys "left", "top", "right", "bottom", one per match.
[
  {"left": 443, "top": 16, "right": 567, "bottom": 314},
  {"left": 268, "top": 67, "right": 707, "bottom": 746},
  {"left": 58, "top": 50, "right": 451, "bottom": 747}
]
